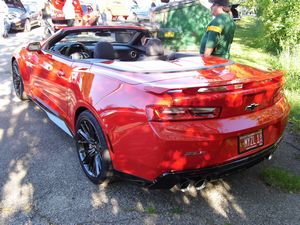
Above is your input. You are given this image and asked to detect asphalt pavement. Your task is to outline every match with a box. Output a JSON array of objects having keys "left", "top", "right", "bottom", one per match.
[{"left": 0, "top": 27, "right": 300, "bottom": 225}]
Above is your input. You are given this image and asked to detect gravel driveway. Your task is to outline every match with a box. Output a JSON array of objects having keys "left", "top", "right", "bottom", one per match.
[{"left": 0, "top": 28, "right": 300, "bottom": 225}]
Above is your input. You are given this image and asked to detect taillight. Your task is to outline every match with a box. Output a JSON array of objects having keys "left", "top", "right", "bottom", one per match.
[
  {"left": 197, "top": 84, "right": 243, "bottom": 93},
  {"left": 273, "top": 88, "right": 284, "bottom": 103},
  {"left": 146, "top": 105, "right": 221, "bottom": 121}
]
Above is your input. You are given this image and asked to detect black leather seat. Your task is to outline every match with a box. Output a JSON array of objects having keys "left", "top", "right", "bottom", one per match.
[
  {"left": 142, "top": 38, "right": 165, "bottom": 60},
  {"left": 94, "top": 41, "right": 115, "bottom": 60}
]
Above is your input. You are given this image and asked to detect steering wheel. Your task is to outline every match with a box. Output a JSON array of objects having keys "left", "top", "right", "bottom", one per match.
[{"left": 65, "top": 42, "right": 90, "bottom": 58}]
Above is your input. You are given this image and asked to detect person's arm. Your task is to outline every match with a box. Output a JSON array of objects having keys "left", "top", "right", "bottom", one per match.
[
  {"left": 204, "top": 24, "right": 223, "bottom": 56},
  {"left": 204, "top": 47, "right": 214, "bottom": 57}
]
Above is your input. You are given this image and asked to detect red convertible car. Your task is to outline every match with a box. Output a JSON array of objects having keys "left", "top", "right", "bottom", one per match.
[{"left": 12, "top": 26, "right": 290, "bottom": 189}]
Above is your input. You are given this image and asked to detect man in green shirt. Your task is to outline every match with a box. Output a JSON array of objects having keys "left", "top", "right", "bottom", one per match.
[{"left": 200, "top": 0, "right": 236, "bottom": 59}]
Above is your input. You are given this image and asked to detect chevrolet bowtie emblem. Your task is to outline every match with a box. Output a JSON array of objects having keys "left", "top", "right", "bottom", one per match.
[{"left": 245, "top": 103, "right": 259, "bottom": 111}]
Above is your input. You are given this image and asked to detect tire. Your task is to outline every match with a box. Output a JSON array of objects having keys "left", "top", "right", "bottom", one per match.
[
  {"left": 75, "top": 111, "right": 113, "bottom": 184},
  {"left": 12, "top": 60, "right": 28, "bottom": 101},
  {"left": 24, "top": 19, "right": 31, "bottom": 32}
]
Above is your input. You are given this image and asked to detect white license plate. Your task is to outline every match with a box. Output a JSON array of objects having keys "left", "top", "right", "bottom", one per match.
[{"left": 239, "top": 130, "right": 263, "bottom": 153}]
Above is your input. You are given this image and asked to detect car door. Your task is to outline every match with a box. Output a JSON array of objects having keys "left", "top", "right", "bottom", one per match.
[{"left": 31, "top": 51, "right": 73, "bottom": 120}]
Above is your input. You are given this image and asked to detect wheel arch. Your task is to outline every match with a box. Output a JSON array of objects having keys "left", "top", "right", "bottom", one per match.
[
  {"left": 74, "top": 106, "right": 109, "bottom": 138},
  {"left": 75, "top": 106, "right": 89, "bottom": 126},
  {"left": 74, "top": 106, "right": 114, "bottom": 154}
]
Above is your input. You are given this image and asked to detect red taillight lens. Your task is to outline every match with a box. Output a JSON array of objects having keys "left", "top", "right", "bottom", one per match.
[
  {"left": 273, "top": 88, "right": 284, "bottom": 103},
  {"left": 197, "top": 84, "right": 243, "bottom": 93},
  {"left": 146, "top": 105, "right": 221, "bottom": 121}
]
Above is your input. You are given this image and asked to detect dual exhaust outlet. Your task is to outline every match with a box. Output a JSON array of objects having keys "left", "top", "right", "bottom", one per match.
[
  {"left": 178, "top": 153, "right": 274, "bottom": 192},
  {"left": 178, "top": 179, "right": 207, "bottom": 192}
]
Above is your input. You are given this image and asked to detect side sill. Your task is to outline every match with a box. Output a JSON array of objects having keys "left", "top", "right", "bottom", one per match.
[{"left": 31, "top": 97, "right": 73, "bottom": 137}]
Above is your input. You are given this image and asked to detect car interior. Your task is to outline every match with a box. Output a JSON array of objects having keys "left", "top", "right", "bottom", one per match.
[{"left": 46, "top": 29, "right": 196, "bottom": 62}]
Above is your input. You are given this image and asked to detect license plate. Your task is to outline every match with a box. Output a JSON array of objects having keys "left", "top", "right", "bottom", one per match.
[
  {"left": 164, "top": 31, "right": 175, "bottom": 38},
  {"left": 239, "top": 130, "right": 263, "bottom": 153}
]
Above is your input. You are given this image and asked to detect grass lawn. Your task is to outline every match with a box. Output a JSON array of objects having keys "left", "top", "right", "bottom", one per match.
[
  {"left": 231, "top": 16, "right": 300, "bottom": 131},
  {"left": 261, "top": 167, "right": 300, "bottom": 193},
  {"left": 231, "top": 17, "right": 275, "bottom": 70}
]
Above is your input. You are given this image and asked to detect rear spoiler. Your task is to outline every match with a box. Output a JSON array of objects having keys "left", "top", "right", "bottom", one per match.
[{"left": 94, "top": 57, "right": 235, "bottom": 74}]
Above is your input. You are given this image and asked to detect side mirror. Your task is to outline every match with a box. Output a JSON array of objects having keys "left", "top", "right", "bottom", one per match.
[{"left": 27, "top": 42, "right": 41, "bottom": 51}]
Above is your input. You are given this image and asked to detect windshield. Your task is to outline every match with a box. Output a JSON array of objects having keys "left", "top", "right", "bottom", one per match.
[
  {"left": 8, "top": 7, "right": 25, "bottom": 14},
  {"left": 59, "top": 30, "right": 138, "bottom": 44},
  {"left": 5, "top": 0, "right": 24, "bottom": 9}
]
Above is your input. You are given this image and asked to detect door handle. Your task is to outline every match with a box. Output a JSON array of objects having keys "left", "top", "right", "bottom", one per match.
[{"left": 57, "top": 70, "right": 65, "bottom": 77}]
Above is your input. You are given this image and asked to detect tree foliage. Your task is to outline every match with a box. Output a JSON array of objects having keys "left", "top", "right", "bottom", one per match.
[{"left": 256, "top": 0, "right": 300, "bottom": 52}]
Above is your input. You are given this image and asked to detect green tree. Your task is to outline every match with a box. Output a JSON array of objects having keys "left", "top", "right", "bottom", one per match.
[{"left": 256, "top": 0, "right": 300, "bottom": 52}]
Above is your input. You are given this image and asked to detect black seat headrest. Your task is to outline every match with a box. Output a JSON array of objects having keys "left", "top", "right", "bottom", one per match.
[
  {"left": 145, "top": 38, "right": 164, "bottom": 56},
  {"left": 94, "top": 41, "right": 115, "bottom": 60}
]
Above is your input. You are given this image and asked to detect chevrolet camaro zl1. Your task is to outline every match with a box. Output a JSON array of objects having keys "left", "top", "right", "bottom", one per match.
[{"left": 11, "top": 26, "right": 290, "bottom": 189}]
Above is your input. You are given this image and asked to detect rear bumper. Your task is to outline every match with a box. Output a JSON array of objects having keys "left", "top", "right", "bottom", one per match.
[
  {"left": 149, "top": 136, "right": 282, "bottom": 189},
  {"left": 110, "top": 97, "right": 289, "bottom": 182}
]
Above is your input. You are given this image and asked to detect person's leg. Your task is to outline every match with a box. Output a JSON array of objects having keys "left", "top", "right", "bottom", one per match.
[
  {"left": 0, "top": 14, "right": 4, "bottom": 38},
  {"left": 3, "top": 19, "right": 8, "bottom": 38},
  {"left": 43, "top": 19, "right": 50, "bottom": 39}
]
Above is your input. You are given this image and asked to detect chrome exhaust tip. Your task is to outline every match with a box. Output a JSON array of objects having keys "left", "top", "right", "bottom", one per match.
[
  {"left": 194, "top": 180, "right": 207, "bottom": 191},
  {"left": 178, "top": 179, "right": 191, "bottom": 192}
]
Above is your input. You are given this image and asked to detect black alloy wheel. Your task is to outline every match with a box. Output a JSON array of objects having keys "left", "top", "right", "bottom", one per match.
[
  {"left": 12, "top": 60, "right": 28, "bottom": 100},
  {"left": 76, "top": 111, "right": 112, "bottom": 184}
]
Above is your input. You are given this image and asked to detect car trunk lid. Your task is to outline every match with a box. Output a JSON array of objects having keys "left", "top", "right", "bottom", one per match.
[{"left": 92, "top": 55, "right": 284, "bottom": 118}]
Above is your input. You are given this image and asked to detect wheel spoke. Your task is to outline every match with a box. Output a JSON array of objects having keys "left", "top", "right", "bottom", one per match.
[
  {"left": 95, "top": 143, "right": 102, "bottom": 152},
  {"left": 77, "top": 128, "right": 95, "bottom": 145},
  {"left": 13, "top": 65, "right": 19, "bottom": 75},
  {"left": 81, "top": 120, "right": 90, "bottom": 134},
  {"left": 82, "top": 152, "right": 91, "bottom": 165},
  {"left": 13, "top": 74, "right": 21, "bottom": 82}
]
